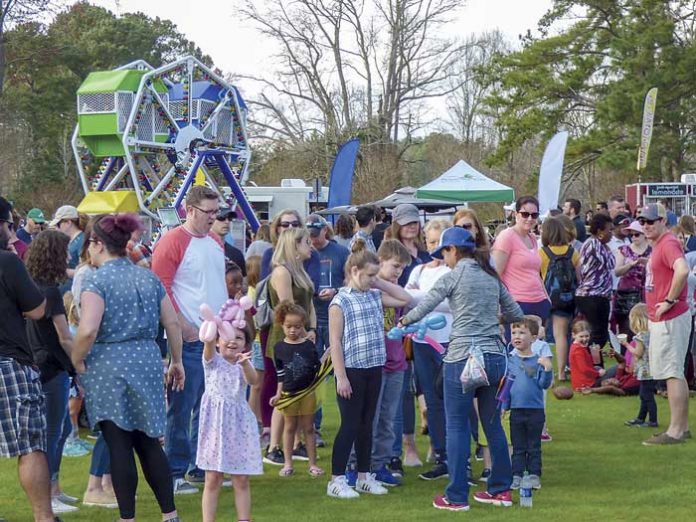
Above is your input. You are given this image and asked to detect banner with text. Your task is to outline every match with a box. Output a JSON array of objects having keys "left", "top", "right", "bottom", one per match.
[{"left": 637, "top": 87, "right": 658, "bottom": 171}]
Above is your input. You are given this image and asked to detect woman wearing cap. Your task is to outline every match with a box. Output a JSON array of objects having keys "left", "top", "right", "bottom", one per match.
[
  {"left": 492, "top": 196, "right": 550, "bottom": 328},
  {"left": 51, "top": 205, "right": 87, "bottom": 286},
  {"left": 576, "top": 213, "right": 615, "bottom": 361},
  {"left": 614, "top": 220, "right": 651, "bottom": 340},
  {"left": 384, "top": 203, "right": 431, "bottom": 469},
  {"left": 400, "top": 227, "right": 523, "bottom": 511}
]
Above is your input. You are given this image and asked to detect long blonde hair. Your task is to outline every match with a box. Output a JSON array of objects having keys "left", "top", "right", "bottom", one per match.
[{"left": 271, "top": 227, "right": 314, "bottom": 292}]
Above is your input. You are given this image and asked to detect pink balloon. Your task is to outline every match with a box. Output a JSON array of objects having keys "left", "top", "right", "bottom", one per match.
[
  {"left": 199, "top": 303, "right": 216, "bottom": 322},
  {"left": 198, "top": 320, "right": 217, "bottom": 343},
  {"left": 218, "top": 320, "right": 235, "bottom": 342},
  {"left": 238, "top": 296, "right": 253, "bottom": 310}
]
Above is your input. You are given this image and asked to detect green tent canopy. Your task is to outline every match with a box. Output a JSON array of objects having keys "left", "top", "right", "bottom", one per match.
[{"left": 416, "top": 160, "right": 515, "bottom": 203}]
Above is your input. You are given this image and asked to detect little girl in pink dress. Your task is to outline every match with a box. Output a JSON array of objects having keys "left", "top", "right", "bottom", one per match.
[{"left": 197, "top": 326, "right": 262, "bottom": 522}]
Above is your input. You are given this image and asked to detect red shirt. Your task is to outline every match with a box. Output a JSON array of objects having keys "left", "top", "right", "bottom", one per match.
[
  {"left": 645, "top": 232, "right": 688, "bottom": 322},
  {"left": 569, "top": 342, "right": 600, "bottom": 390}
]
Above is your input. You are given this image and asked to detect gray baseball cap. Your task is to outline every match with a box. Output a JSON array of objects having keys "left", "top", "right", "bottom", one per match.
[{"left": 392, "top": 204, "right": 420, "bottom": 225}]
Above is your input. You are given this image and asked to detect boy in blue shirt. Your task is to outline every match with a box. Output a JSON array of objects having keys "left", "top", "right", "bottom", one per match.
[{"left": 504, "top": 317, "right": 553, "bottom": 490}]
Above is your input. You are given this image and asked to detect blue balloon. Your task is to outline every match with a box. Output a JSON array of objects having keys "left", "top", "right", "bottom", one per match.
[{"left": 387, "top": 314, "right": 446, "bottom": 341}]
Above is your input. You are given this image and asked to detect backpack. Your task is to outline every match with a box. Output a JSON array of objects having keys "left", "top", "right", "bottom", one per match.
[
  {"left": 253, "top": 275, "right": 274, "bottom": 330},
  {"left": 542, "top": 246, "right": 577, "bottom": 313}
]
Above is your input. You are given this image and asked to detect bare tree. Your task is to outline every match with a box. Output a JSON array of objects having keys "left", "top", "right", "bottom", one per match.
[
  {"left": 445, "top": 30, "right": 508, "bottom": 147},
  {"left": 240, "top": 0, "right": 467, "bottom": 149},
  {"left": 0, "top": 0, "right": 57, "bottom": 95}
]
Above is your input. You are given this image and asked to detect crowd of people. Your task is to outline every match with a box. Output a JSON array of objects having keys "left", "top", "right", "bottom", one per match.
[{"left": 0, "top": 188, "right": 693, "bottom": 520}]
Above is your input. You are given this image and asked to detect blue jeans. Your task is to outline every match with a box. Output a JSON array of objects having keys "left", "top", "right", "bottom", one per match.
[
  {"left": 392, "top": 361, "right": 415, "bottom": 457},
  {"left": 443, "top": 353, "right": 511, "bottom": 503},
  {"left": 509, "top": 408, "right": 545, "bottom": 477},
  {"left": 314, "top": 322, "right": 330, "bottom": 431},
  {"left": 43, "top": 371, "right": 71, "bottom": 481},
  {"left": 89, "top": 434, "right": 111, "bottom": 477},
  {"left": 413, "top": 341, "right": 447, "bottom": 460},
  {"left": 165, "top": 341, "right": 205, "bottom": 479}
]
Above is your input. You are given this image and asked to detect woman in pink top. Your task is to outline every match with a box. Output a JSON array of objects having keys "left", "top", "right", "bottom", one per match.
[{"left": 492, "top": 196, "right": 550, "bottom": 326}]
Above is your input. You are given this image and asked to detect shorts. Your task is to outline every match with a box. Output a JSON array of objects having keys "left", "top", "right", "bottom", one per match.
[
  {"left": 649, "top": 311, "right": 692, "bottom": 380},
  {"left": 0, "top": 357, "right": 47, "bottom": 458},
  {"left": 251, "top": 341, "right": 265, "bottom": 371},
  {"left": 279, "top": 391, "right": 318, "bottom": 417}
]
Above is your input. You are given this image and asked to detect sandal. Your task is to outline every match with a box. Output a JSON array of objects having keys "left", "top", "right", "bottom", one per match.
[
  {"left": 308, "top": 465, "right": 325, "bottom": 477},
  {"left": 278, "top": 466, "right": 294, "bottom": 477}
]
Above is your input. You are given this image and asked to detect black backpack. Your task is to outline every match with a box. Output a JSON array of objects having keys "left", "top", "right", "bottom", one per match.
[{"left": 542, "top": 246, "right": 577, "bottom": 313}]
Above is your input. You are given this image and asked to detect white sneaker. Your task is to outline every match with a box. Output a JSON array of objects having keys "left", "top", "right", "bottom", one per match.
[
  {"left": 173, "top": 478, "right": 199, "bottom": 495},
  {"left": 355, "top": 473, "right": 389, "bottom": 495},
  {"left": 52, "top": 498, "right": 79, "bottom": 513},
  {"left": 327, "top": 476, "right": 360, "bottom": 499},
  {"left": 55, "top": 491, "right": 78, "bottom": 504}
]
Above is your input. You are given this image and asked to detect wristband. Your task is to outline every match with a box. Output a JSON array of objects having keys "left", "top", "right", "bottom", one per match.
[{"left": 665, "top": 298, "right": 676, "bottom": 305}]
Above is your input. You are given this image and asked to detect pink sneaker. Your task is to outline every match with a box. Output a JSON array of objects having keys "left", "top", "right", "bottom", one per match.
[
  {"left": 541, "top": 432, "right": 552, "bottom": 442},
  {"left": 432, "top": 495, "right": 469, "bottom": 511},
  {"left": 473, "top": 490, "right": 513, "bottom": 507}
]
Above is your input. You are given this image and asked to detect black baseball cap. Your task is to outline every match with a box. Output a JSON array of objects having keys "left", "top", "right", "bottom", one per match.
[{"left": 217, "top": 207, "right": 235, "bottom": 220}]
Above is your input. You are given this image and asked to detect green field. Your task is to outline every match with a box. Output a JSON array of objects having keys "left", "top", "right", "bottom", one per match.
[{"left": 1, "top": 391, "right": 695, "bottom": 521}]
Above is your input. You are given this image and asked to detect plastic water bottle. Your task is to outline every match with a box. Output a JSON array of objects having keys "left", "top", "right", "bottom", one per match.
[{"left": 519, "top": 473, "right": 533, "bottom": 508}]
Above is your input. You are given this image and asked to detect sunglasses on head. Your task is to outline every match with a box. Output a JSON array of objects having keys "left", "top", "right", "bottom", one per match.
[
  {"left": 457, "top": 223, "right": 474, "bottom": 230},
  {"left": 638, "top": 217, "right": 662, "bottom": 226},
  {"left": 518, "top": 211, "right": 540, "bottom": 220},
  {"left": 279, "top": 221, "right": 301, "bottom": 229}
]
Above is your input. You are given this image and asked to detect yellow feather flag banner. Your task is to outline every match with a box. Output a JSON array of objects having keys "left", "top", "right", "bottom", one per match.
[{"left": 637, "top": 87, "right": 658, "bottom": 171}]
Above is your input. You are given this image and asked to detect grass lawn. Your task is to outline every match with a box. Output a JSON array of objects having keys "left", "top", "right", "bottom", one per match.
[{"left": 2, "top": 390, "right": 696, "bottom": 521}]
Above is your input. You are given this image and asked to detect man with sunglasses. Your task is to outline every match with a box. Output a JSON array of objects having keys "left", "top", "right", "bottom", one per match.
[
  {"left": 640, "top": 204, "right": 691, "bottom": 445},
  {"left": 211, "top": 207, "right": 246, "bottom": 277},
  {"left": 0, "top": 196, "right": 58, "bottom": 521},
  {"left": 152, "top": 186, "right": 228, "bottom": 492}
]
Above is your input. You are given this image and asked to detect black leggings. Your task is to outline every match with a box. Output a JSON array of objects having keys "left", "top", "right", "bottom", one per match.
[
  {"left": 576, "top": 295, "right": 610, "bottom": 363},
  {"left": 100, "top": 420, "right": 176, "bottom": 519},
  {"left": 637, "top": 380, "right": 657, "bottom": 423},
  {"left": 332, "top": 367, "right": 382, "bottom": 475}
]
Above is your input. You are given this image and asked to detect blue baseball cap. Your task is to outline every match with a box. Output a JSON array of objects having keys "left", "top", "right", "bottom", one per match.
[{"left": 430, "top": 226, "right": 476, "bottom": 259}]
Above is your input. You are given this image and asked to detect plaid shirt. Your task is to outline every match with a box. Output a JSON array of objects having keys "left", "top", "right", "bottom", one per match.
[{"left": 331, "top": 287, "right": 386, "bottom": 369}]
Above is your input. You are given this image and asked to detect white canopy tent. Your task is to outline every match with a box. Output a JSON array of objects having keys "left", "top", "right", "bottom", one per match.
[{"left": 416, "top": 160, "right": 515, "bottom": 203}]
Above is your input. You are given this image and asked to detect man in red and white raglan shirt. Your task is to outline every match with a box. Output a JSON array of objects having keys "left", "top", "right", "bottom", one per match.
[
  {"left": 152, "top": 185, "right": 227, "bottom": 493},
  {"left": 641, "top": 204, "right": 691, "bottom": 446}
]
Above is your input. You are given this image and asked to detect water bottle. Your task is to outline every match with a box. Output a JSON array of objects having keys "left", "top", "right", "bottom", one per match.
[{"left": 519, "top": 473, "right": 533, "bottom": 508}]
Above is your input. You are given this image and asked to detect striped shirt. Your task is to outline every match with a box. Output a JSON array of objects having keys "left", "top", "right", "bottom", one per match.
[
  {"left": 576, "top": 237, "right": 615, "bottom": 298},
  {"left": 330, "top": 287, "right": 385, "bottom": 369}
]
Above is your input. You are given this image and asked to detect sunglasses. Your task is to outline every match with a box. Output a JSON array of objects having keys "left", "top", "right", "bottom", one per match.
[
  {"left": 518, "top": 211, "right": 540, "bottom": 220},
  {"left": 216, "top": 215, "right": 231, "bottom": 222},
  {"left": 456, "top": 223, "right": 474, "bottom": 230},
  {"left": 638, "top": 217, "right": 662, "bottom": 226},
  {"left": 279, "top": 221, "right": 301, "bottom": 229},
  {"left": 629, "top": 232, "right": 643, "bottom": 238}
]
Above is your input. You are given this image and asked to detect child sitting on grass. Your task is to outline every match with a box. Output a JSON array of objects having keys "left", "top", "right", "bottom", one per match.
[
  {"left": 569, "top": 321, "right": 624, "bottom": 395},
  {"left": 621, "top": 304, "right": 658, "bottom": 428},
  {"left": 504, "top": 317, "right": 553, "bottom": 490}
]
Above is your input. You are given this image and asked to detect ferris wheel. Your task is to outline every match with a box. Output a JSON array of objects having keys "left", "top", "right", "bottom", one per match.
[{"left": 72, "top": 55, "right": 260, "bottom": 235}]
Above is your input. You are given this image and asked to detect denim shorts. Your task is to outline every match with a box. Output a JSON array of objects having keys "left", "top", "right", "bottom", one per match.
[{"left": 251, "top": 341, "right": 265, "bottom": 371}]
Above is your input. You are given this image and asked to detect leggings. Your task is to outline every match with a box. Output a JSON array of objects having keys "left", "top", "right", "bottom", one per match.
[
  {"left": 576, "top": 295, "right": 610, "bottom": 361},
  {"left": 100, "top": 420, "right": 175, "bottom": 519},
  {"left": 637, "top": 380, "right": 657, "bottom": 424},
  {"left": 332, "top": 367, "right": 382, "bottom": 475}
]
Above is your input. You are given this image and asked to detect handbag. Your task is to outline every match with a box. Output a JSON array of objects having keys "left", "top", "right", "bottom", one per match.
[{"left": 615, "top": 289, "right": 641, "bottom": 316}]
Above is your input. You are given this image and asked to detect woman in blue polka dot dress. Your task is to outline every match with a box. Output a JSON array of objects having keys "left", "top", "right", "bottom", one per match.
[{"left": 72, "top": 214, "right": 185, "bottom": 522}]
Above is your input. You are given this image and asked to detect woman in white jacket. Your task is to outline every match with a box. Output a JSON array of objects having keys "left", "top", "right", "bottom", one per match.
[{"left": 406, "top": 219, "right": 453, "bottom": 481}]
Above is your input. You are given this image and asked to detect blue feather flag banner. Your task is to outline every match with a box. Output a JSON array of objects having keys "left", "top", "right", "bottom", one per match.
[
  {"left": 327, "top": 138, "right": 360, "bottom": 209},
  {"left": 538, "top": 131, "right": 568, "bottom": 218}
]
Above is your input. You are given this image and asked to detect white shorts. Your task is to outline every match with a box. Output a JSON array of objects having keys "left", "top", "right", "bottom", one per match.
[{"left": 648, "top": 311, "right": 692, "bottom": 380}]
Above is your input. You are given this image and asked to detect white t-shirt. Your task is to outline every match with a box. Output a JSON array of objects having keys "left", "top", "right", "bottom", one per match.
[
  {"left": 406, "top": 263, "right": 453, "bottom": 344},
  {"left": 152, "top": 226, "right": 227, "bottom": 327}
]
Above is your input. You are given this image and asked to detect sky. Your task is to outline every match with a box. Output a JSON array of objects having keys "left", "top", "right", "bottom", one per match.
[{"left": 86, "top": 0, "right": 554, "bottom": 89}]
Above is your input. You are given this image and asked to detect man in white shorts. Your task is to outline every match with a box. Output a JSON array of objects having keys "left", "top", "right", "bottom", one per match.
[{"left": 641, "top": 204, "right": 691, "bottom": 445}]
